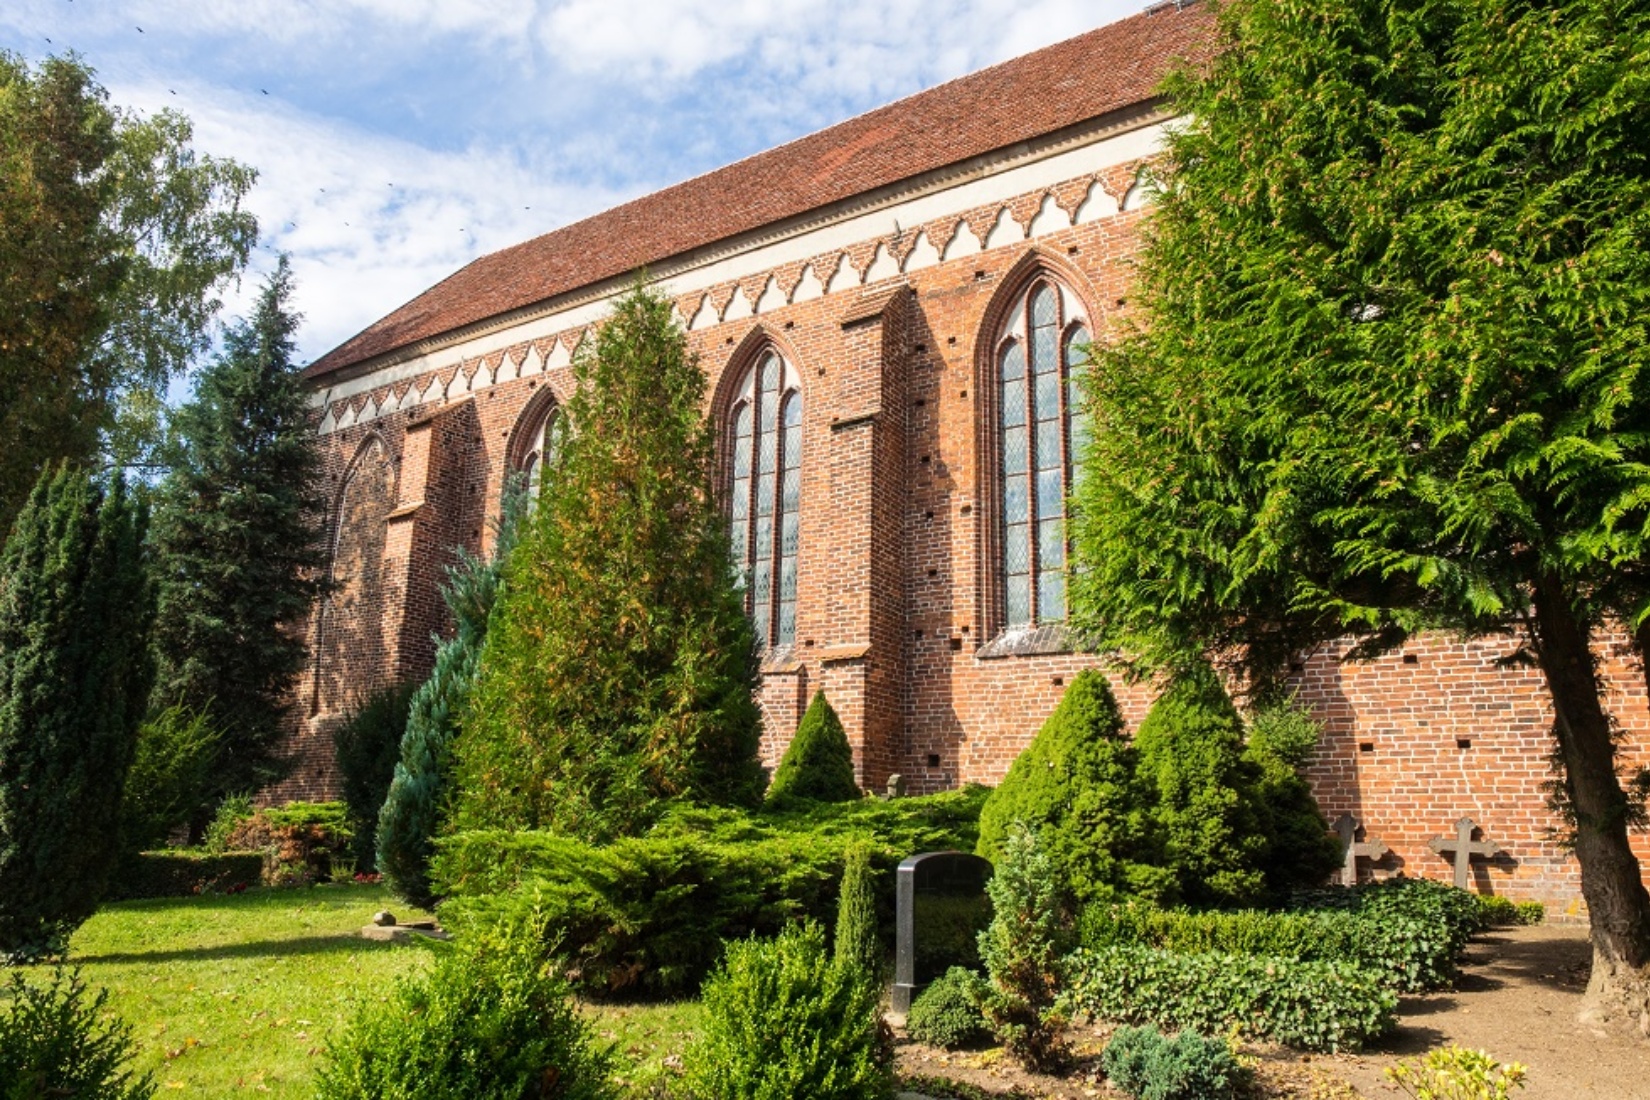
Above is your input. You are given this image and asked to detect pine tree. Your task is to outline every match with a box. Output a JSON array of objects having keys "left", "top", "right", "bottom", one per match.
[
  {"left": 148, "top": 257, "right": 324, "bottom": 801},
  {"left": 975, "top": 670, "right": 1166, "bottom": 906},
  {"left": 376, "top": 492, "right": 523, "bottom": 909},
  {"left": 767, "top": 691, "right": 859, "bottom": 806},
  {"left": 451, "top": 283, "right": 764, "bottom": 840},
  {"left": 0, "top": 466, "right": 151, "bottom": 960},
  {"left": 834, "top": 842, "right": 882, "bottom": 981}
]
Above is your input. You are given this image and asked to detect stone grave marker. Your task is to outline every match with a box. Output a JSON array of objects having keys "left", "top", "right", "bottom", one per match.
[
  {"left": 1332, "top": 813, "right": 1390, "bottom": 887},
  {"left": 1427, "top": 816, "right": 1503, "bottom": 889},
  {"left": 892, "top": 850, "right": 993, "bottom": 1014}
]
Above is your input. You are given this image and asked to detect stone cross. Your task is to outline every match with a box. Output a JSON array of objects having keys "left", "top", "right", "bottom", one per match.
[
  {"left": 1332, "top": 813, "right": 1390, "bottom": 887},
  {"left": 1428, "top": 816, "right": 1503, "bottom": 889}
]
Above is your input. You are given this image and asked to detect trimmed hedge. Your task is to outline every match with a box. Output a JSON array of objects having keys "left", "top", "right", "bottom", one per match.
[
  {"left": 1067, "top": 945, "right": 1397, "bottom": 1052},
  {"left": 1292, "top": 877, "right": 1482, "bottom": 962},
  {"left": 435, "top": 789, "right": 987, "bottom": 997},
  {"left": 105, "top": 851, "right": 262, "bottom": 901},
  {"left": 1079, "top": 902, "right": 1454, "bottom": 993},
  {"left": 1475, "top": 895, "right": 1545, "bottom": 927}
]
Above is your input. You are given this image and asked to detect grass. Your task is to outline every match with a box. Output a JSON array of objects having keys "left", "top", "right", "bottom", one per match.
[
  {"left": 5, "top": 883, "right": 704, "bottom": 1098},
  {"left": 11, "top": 884, "right": 438, "bottom": 1096}
]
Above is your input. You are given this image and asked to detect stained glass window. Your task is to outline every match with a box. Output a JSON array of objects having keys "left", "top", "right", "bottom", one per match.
[
  {"left": 729, "top": 351, "right": 802, "bottom": 647},
  {"left": 997, "top": 280, "right": 1090, "bottom": 627},
  {"left": 519, "top": 405, "right": 564, "bottom": 505}
]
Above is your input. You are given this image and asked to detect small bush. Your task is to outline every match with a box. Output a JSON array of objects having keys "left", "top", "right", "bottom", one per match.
[
  {"left": 1385, "top": 1045, "right": 1527, "bottom": 1100},
  {"left": 120, "top": 704, "right": 221, "bottom": 852},
  {"left": 313, "top": 926, "right": 615, "bottom": 1100},
  {"left": 977, "top": 826, "right": 1071, "bottom": 1072},
  {"left": 1101, "top": 1025, "right": 1243, "bottom": 1100},
  {"left": 976, "top": 670, "right": 1167, "bottom": 906},
  {"left": 835, "top": 842, "right": 882, "bottom": 978},
  {"left": 1293, "top": 877, "right": 1482, "bottom": 964},
  {"left": 0, "top": 967, "right": 155, "bottom": 1100},
  {"left": 1067, "top": 944, "right": 1397, "bottom": 1052},
  {"left": 225, "top": 800, "right": 352, "bottom": 886},
  {"left": 768, "top": 691, "right": 860, "bottom": 805},
  {"left": 104, "top": 849, "right": 262, "bottom": 900},
  {"left": 682, "top": 921, "right": 890, "bottom": 1100},
  {"left": 906, "top": 967, "right": 988, "bottom": 1050},
  {"left": 1242, "top": 696, "right": 1342, "bottom": 896},
  {"left": 1078, "top": 902, "right": 1455, "bottom": 993},
  {"left": 1514, "top": 901, "right": 1545, "bottom": 926},
  {"left": 333, "top": 683, "right": 415, "bottom": 871},
  {"left": 202, "top": 793, "right": 254, "bottom": 853},
  {"left": 1474, "top": 895, "right": 1546, "bottom": 929},
  {"left": 436, "top": 789, "right": 985, "bottom": 997}
]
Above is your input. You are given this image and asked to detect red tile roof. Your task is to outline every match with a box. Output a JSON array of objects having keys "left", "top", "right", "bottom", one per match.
[{"left": 306, "top": 2, "right": 1216, "bottom": 380}]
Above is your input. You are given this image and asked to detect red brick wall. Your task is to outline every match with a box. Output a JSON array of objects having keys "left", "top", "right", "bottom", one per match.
[{"left": 286, "top": 159, "right": 1650, "bottom": 912}]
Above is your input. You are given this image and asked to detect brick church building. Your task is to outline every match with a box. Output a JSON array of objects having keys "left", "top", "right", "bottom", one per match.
[{"left": 283, "top": 2, "right": 1648, "bottom": 910}]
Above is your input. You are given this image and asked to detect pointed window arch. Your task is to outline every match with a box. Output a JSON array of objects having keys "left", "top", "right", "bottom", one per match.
[
  {"left": 728, "top": 349, "right": 802, "bottom": 647},
  {"left": 995, "top": 277, "right": 1091, "bottom": 627},
  {"left": 510, "top": 394, "right": 564, "bottom": 506}
]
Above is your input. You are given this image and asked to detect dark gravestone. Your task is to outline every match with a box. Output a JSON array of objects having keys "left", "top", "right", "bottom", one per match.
[{"left": 892, "top": 851, "right": 994, "bottom": 1014}]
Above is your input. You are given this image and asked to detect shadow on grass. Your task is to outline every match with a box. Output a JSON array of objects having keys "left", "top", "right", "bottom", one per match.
[
  {"left": 73, "top": 932, "right": 440, "bottom": 967},
  {"left": 99, "top": 883, "right": 396, "bottom": 918}
]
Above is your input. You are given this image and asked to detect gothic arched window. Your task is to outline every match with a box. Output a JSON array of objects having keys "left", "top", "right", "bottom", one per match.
[
  {"left": 996, "top": 279, "right": 1090, "bottom": 628},
  {"left": 728, "top": 350, "right": 802, "bottom": 647},
  {"left": 513, "top": 400, "right": 564, "bottom": 505}
]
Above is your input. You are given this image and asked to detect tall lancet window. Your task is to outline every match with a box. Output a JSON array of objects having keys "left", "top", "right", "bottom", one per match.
[
  {"left": 514, "top": 400, "right": 564, "bottom": 506},
  {"left": 729, "top": 350, "right": 802, "bottom": 647},
  {"left": 997, "top": 279, "right": 1090, "bottom": 628}
]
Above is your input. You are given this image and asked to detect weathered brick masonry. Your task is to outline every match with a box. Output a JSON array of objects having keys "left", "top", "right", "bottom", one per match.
[{"left": 277, "top": 3, "right": 1649, "bottom": 912}]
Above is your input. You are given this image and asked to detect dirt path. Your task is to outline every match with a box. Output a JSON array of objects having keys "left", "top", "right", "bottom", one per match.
[{"left": 1323, "top": 925, "right": 1649, "bottom": 1100}]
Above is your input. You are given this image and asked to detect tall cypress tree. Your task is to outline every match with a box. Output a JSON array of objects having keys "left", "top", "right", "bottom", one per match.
[
  {"left": 149, "top": 257, "right": 324, "bottom": 799},
  {"left": 451, "top": 283, "right": 764, "bottom": 840},
  {"left": 0, "top": 466, "right": 151, "bottom": 960},
  {"left": 376, "top": 491, "right": 524, "bottom": 909}
]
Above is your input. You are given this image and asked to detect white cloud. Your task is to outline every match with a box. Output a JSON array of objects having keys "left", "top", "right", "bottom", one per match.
[{"left": 112, "top": 80, "right": 628, "bottom": 363}]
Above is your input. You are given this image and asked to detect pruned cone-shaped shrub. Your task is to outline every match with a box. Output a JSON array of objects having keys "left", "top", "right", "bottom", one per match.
[
  {"left": 834, "top": 841, "right": 882, "bottom": 980},
  {"left": 976, "top": 669, "right": 1167, "bottom": 905},
  {"left": 768, "top": 691, "right": 859, "bottom": 805}
]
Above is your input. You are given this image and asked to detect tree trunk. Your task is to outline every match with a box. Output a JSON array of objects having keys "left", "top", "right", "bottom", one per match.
[{"left": 1531, "top": 572, "right": 1650, "bottom": 1034}]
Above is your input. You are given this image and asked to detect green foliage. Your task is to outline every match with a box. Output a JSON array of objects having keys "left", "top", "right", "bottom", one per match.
[
  {"left": 1078, "top": 902, "right": 1455, "bottom": 994},
  {"left": 1474, "top": 895, "right": 1545, "bottom": 929},
  {"left": 149, "top": 258, "right": 325, "bottom": 801},
  {"left": 0, "top": 467, "right": 151, "bottom": 961},
  {"left": 435, "top": 789, "right": 986, "bottom": 997},
  {"left": 1068, "top": 944, "right": 1397, "bottom": 1053},
  {"left": 0, "top": 52, "right": 256, "bottom": 531},
  {"left": 225, "top": 801, "right": 352, "bottom": 886},
  {"left": 905, "top": 967, "right": 988, "bottom": 1050},
  {"left": 377, "top": 488, "right": 523, "bottom": 910},
  {"left": 681, "top": 921, "right": 891, "bottom": 1100},
  {"left": 104, "top": 849, "right": 262, "bottom": 900},
  {"left": 0, "top": 968, "right": 155, "bottom": 1100},
  {"left": 1386, "top": 1046, "right": 1528, "bottom": 1100},
  {"left": 334, "top": 682, "right": 415, "bottom": 872},
  {"left": 1101, "top": 1025, "right": 1243, "bottom": 1100},
  {"left": 835, "top": 842, "right": 882, "bottom": 978},
  {"left": 1133, "top": 669, "right": 1267, "bottom": 907},
  {"left": 976, "top": 826, "right": 1071, "bottom": 1072},
  {"left": 1242, "top": 698, "right": 1342, "bottom": 897},
  {"left": 1067, "top": 0, "right": 1650, "bottom": 969},
  {"left": 976, "top": 671, "right": 1165, "bottom": 906},
  {"left": 119, "top": 704, "right": 221, "bottom": 852},
  {"left": 201, "top": 793, "right": 254, "bottom": 854},
  {"left": 453, "top": 284, "right": 763, "bottom": 841},
  {"left": 1293, "top": 878, "right": 1483, "bottom": 967},
  {"left": 768, "top": 691, "right": 859, "bottom": 805},
  {"left": 313, "top": 925, "right": 615, "bottom": 1100}
]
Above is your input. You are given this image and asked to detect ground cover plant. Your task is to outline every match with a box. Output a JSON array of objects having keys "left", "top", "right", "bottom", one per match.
[
  {"left": 436, "top": 788, "right": 986, "bottom": 997},
  {"left": 1101, "top": 1024, "right": 1243, "bottom": 1100}
]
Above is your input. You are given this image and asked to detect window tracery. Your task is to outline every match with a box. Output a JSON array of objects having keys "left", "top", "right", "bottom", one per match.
[{"left": 728, "top": 350, "right": 802, "bottom": 647}]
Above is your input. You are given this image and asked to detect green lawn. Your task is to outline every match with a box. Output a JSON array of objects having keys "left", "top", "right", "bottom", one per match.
[{"left": 6, "top": 883, "right": 702, "bottom": 1098}]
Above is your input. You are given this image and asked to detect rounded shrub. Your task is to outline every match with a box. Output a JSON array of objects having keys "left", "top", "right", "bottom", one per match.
[
  {"left": 1242, "top": 696, "right": 1340, "bottom": 896},
  {"left": 1101, "top": 1024, "right": 1242, "bottom": 1100},
  {"left": 0, "top": 968, "right": 154, "bottom": 1100},
  {"left": 976, "top": 669, "right": 1167, "bottom": 905},
  {"left": 906, "top": 967, "right": 988, "bottom": 1050},
  {"left": 313, "top": 927, "right": 615, "bottom": 1100},
  {"left": 768, "top": 691, "right": 859, "bottom": 805},
  {"left": 683, "top": 921, "right": 890, "bottom": 1100}
]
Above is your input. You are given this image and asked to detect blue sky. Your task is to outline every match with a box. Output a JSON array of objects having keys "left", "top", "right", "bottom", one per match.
[{"left": 6, "top": 0, "right": 1145, "bottom": 364}]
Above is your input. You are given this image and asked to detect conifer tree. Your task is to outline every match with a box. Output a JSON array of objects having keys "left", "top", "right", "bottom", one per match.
[
  {"left": 0, "top": 467, "right": 151, "bottom": 960},
  {"left": 376, "top": 491, "right": 524, "bottom": 909},
  {"left": 451, "top": 284, "right": 764, "bottom": 840},
  {"left": 1132, "top": 667, "right": 1268, "bottom": 907},
  {"left": 834, "top": 842, "right": 882, "bottom": 981},
  {"left": 148, "top": 257, "right": 324, "bottom": 801},
  {"left": 975, "top": 669, "right": 1166, "bottom": 905},
  {"left": 767, "top": 691, "right": 859, "bottom": 805}
]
